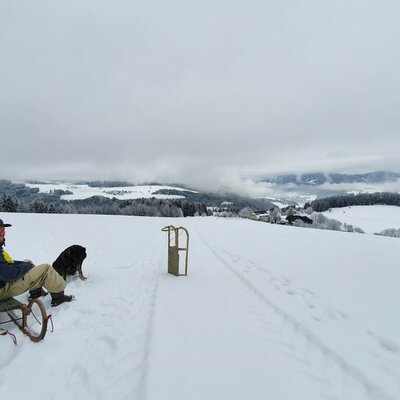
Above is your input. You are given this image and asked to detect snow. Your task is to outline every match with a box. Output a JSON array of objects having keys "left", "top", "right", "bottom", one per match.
[
  {"left": 1, "top": 212, "right": 400, "bottom": 400},
  {"left": 322, "top": 205, "right": 400, "bottom": 234},
  {"left": 23, "top": 182, "right": 195, "bottom": 200}
]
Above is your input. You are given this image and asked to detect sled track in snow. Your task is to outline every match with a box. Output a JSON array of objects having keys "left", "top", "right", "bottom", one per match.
[
  {"left": 196, "top": 229, "right": 395, "bottom": 400},
  {"left": 79, "top": 238, "right": 164, "bottom": 400},
  {"left": 133, "top": 241, "right": 164, "bottom": 400}
]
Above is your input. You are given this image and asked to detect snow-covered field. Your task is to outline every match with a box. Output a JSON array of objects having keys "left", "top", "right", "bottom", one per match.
[
  {"left": 1, "top": 212, "right": 400, "bottom": 400},
  {"left": 24, "top": 182, "right": 195, "bottom": 200},
  {"left": 323, "top": 205, "right": 400, "bottom": 234}
]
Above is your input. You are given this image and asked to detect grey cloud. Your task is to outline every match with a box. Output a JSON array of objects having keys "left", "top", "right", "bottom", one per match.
[{"left": 1, "top": 0, "right": 399, "bottom": 192}]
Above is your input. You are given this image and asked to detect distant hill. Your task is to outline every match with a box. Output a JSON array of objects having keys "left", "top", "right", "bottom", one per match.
[
  {"left": 259, "top": 171, "right": 400, "bottom": 186},
  {"left": 0, "top": 179, "right": 275, "bottom": 217}
]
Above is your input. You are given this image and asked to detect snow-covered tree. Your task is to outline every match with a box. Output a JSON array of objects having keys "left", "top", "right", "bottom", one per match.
[
  {"left": 285, "top": 206, "right": 295, "bottom": 217},
  {"left": 376, "top": 228, "right": 400, "bottom": 238},
  {"left": 238, "top": 207, "right": 253, "bottom": 218},
  {"left": 343, "top": 223, "right": 354, "bottom": 232},
  {"left": 0, "top": 194, "right": 18, "bottom": 212},
  {"left": 30, "top": 200, "right": 48, "bottom": 213},
  {"left": 270, "top": 208, "right": 281, "bottom": 223}
]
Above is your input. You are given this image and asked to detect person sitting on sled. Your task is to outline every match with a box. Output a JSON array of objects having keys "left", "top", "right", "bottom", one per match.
[{"left": 0, "top": 219, "right": 74, "bottom": 307}]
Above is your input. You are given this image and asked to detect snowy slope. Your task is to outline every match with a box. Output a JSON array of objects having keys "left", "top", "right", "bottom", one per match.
[
  {"left": 322, "top": 205, "right": 400, "bottom": 234},
  {"left": 0, "top": 213, "right": 399, "bottom": 400}
]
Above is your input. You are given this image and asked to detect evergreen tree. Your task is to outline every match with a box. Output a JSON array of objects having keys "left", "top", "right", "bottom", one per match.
[
  {"left": 30, "top": 200, "right": 48, "bottom": 213},
  {"left": 0, "top": 194, "right": 18, "bottom": 212}
]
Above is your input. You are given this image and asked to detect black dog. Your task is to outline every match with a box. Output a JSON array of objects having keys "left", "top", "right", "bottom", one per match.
[{"left": 53, "top": 245, "right": 87, "bottom": 281}]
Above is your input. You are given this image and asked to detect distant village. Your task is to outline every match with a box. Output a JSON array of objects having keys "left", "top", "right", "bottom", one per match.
[{"left": 213, "top": 202, "right": 313, "bottom": 226}]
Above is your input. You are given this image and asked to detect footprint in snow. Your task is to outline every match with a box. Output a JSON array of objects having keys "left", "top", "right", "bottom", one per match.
[
  {"left": 100, "top": 335, "right": 118, "bottom": 353},
  {"left": 327, "top": 309, "right": 340, "bottom": 320},
  {"left": 116, "top": 264, "right": 136, "bottom": 271},
  {"left": 379, "top": 340, "right": 399, "bottom": 353},
  {"left": 311, "top": 314, "right": 322, "bottom": 322},
  {"left": 337, "top": 310, "right": 349, "bottom": 319},
  {"left": 367, "top": 331, "right": 400, "bottom": 354}
]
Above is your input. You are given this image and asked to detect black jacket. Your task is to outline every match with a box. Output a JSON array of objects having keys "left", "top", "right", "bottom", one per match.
[{"left": 0, "top": 246, "right": 33, "bottom": 288}]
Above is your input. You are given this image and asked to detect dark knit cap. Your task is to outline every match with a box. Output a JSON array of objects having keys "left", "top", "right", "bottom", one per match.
[{"left": 0, "top": 219, "right": 12, "bottom": 227}]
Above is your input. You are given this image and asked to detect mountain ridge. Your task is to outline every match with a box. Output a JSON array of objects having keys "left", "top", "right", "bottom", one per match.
[{"left": 259, "top": 171, "right": 400, "bottom": 186}]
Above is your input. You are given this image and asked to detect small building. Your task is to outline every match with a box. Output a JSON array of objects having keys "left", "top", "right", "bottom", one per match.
[{"left": 250, "top": 211, "right": 271, "bottom": 222}]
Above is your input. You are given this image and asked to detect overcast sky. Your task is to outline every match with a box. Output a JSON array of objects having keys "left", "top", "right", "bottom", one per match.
[{"left": 1, "top": 0, "right": 399, "bottom": 192}]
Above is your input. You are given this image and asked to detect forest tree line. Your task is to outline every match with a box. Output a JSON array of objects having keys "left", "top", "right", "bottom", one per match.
[
  {"left": 310, "top": 192, "right": 400, "bottom": 212},
  {"left": 0, "top": 193, "right": 209, "bottom": 217}
]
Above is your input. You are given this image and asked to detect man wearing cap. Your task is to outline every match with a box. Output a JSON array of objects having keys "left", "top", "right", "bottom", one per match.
[{"left": 0, "top": 218, "right": 74, "bottom": 307}]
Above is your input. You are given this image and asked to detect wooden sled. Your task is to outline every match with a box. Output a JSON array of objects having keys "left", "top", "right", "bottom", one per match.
[{"left": 0, "top": 297, "right": 51, "bottom": 344}]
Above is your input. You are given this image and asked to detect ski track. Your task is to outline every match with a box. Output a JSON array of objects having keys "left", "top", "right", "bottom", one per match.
[
  {"left": 195, "top": 228, "right": 398, "bottom": 400},
  {"left": 219, "top": 246, "right": 400, "bottom": 395}
]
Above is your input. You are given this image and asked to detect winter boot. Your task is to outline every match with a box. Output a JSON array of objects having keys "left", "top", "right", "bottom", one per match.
[
  {"left": 28, "top": 287, "right": 48, "bottom": 300},
  {"left": 50, "top": 291, "right": 74, "bottom": 307}
]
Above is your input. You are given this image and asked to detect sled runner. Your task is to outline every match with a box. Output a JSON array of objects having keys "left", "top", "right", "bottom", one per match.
[{"left": 0, "top": 297, "right": 52, "bottom": 344}]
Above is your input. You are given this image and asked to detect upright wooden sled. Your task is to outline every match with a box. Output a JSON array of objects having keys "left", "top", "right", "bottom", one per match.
[
  {"left": 0, "top": 297, "right": 51, "bottom": 344},
  {"left": 161, "top": 225, "right": 189, "bottom": 276}
]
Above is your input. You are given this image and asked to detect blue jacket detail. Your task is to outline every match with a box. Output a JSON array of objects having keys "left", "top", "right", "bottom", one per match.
[{"left": 0, "top": 246, "right": 33, "bottom": 288}]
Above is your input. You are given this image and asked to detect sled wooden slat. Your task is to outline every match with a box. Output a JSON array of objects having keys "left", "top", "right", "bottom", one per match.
[{"left": 0, "top": 297, "right": 22, "bottom": 312}]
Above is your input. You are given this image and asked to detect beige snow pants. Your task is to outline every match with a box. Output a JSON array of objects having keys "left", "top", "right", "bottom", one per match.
[{"left": 0, "top": 264, "right": 66, "bottom": 300}]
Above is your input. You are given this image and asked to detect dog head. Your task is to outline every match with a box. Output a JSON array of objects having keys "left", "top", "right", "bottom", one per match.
[{"left": 64, "top": 245, "right": 87, "bottom": 265}]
